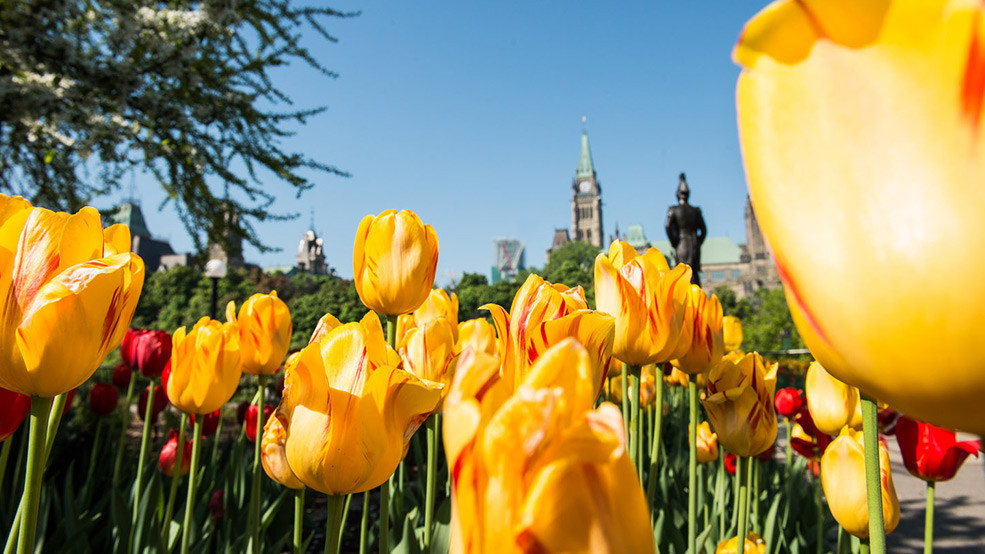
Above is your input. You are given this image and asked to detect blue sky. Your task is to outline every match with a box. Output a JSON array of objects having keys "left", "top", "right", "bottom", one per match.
[{"left": 122, "top": 1, "right": 768, "bottom": 286}]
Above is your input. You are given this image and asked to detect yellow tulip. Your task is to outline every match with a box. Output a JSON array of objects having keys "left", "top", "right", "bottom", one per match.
[
  {"left": 674, "top": 285, "right": 725, "bottom": 375},
  {"left": 400, "top": 316, "right": 457, "bottom": 395},
  {"left": 701, "top": 352, "right": 778, "bottom": 457},
  {"left": 456, "top": 318, "right": 497, "bottom": 357},
  {"left": 716, "top": 532, "right": 766, "bottom": 554},
  {"left": 594, "top": 240, "right": 692, "bottom": 366},
  {"left": 821, "top": 428, "right": 900, "bottom": 538},
  {"left": 693, "top": 421, "right": 720, "bottom": 464},
  {"left": 444, "top": 339, "right": 654, "bottom": 554},
  {"left": 260, "top": 410, "right": 304, "bottom": 490},
  {"left": 805, "top": 361, "right": 862, "bottom": 436},
  {"left": 723, "top": 315, "right": 743, "bottom": 354},
  {"left": 167, "top": 317, "right": 242, "bottom": 415},
  {"left": 608, "top": 364, "right": 657, "bottom": 407},
  {"left": 735, "top": 0, "right": 985, "bottom": 433},
  {"left": 0, "top": 197, "right": 145, "bottom": 397},
  {"left": 353, "top": 209, "right": 439, "bottom": 316},
  {"left": 665, "top": 366, "right": 690, "bottom": 388},
  {"left": 415, "top": 288, "right": 459, "bottom": 335},
  {"left": 228, "top": 291, "right": 292, "bottom": 375},
  {"left": 278, "top": 311, "right": 440, "bottom": 495},
  {"left": 308, "top": 313, "right": 342, "bottom": 344},
  {"left": 483, "top": 273, "right": 614, "bottom": 395}
]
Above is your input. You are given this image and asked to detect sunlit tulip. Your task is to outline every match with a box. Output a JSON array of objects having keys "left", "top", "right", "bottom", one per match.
[
  {"left": 405, "top": 288, "right": 459, "bottom": 341},
  {"left": 484, "top": 273, "right": 614, "bottom": 394},
  {"left": 608, "top": 364, "right": 657, "bottom": 407},
  {"left": 400, "top": 317, "right": 457, "bottom": 397},
  {"left": 673, "top": 285, "right": 725, "bottom": 375},
  {"left": 774, "top": 387, "right": 803, "bottom": 419},
  {"left": 278, "top": 312, "right": 440, "bottom": 494},
  {"left": 735, "top": 0, "right": 985, "bottom": 433},
  {"left": 0, "top": 196, "right": 145, "bottom": 397},
  {"left": 229, "top": 291, "right": 292, "bottom": 375},
  {"left": 456, "top": 318, "right": 497, "bottom": 357},
  {"left": 895, "top": 416, "right": 982, "bottom": 482},
  {"left": 716, "top": 531, "right": 766, "bottom": 554},
  {"left": 805, "top": 362, "right": 861, "bottom": 436},
  {"left": 353, "top": 209, "right": 439, "bottom": 316},
  {"left": 159, "top": 429, "right": 192, "bottom": 477},
  {"left": 722, "top": 315, "right": 743, "bottom": 354},
  {"left": 261, "top": 410, "right": 304, "bottom": 489},
  {"left": 701, "top": 352, "right": 778, "bottom": 457},
  {"left": 0, "top": 386, "right": 30, "bottom": 441},
  {"left": 167, "top": 317, "right": 242, "bottom": 415},
  {"left": 308, "top": 313, "right": 342, "bottom": 344},
  {"left": 821, "top": 428, "right": 900, "bottom": 538},
  {"left": 126, "top": 330, "right": 172, "bottom": 379},
  {"left": 88, "top": 383, "right": 118, "bottom": 416},
  {"left": 245, "top": 404, "right": 274, "bottom": 442},
  {"left": 444, "top": 339, "right": 655, "bottom": 553},
  {"left": 594, "top": 241, "right": 691, "bottom": 366},
  {"left": 190, "top": 409, "right": 221, "bottom": 437},
  {"left": 693, "top": 421, "right": 719, "bottom": 463}
]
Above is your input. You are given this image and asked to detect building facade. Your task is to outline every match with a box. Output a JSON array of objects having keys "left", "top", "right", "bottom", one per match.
[{"left": 570, "top": 131, "right": 603, "bottom": 248}]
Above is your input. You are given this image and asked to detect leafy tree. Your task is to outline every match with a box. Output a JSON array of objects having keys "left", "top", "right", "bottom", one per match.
[
  {"left": 454, "top": 272, "right": 523, "bottom": 321},
  {"left": 288, "top": 276, "right": 367, "bottom": 350},
  {"left": 0, "top": 0, "right": 353, "bottom": 253},
  {"left": 713, "top": 285, "right": 753, "bottom": 321},
  {"left": 736, "top": 288, "right": 804, "bottom": 353}
]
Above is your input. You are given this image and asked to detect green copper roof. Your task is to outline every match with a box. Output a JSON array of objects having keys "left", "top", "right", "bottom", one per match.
[
  {"left": 650, "top": 237, "right": 741, "bottom": 266},
  {"left": 626, "top": 224, "right": 648, "bottom": 249},
  {"left": 576, "top": 131, "right": 595, "bottom": 179},
  {"left": 112, "top": 202, "right": 151, "bottom": 238}
]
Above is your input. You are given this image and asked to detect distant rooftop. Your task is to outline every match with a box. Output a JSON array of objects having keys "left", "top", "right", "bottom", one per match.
[
  {"left": 112, "top": 202, "right": 151, "bottom": 238},
  {"left": 625, "top": 224, "right": 648, "bottom": 249},
  {"left": 651, "top": 236, "right": 741, "bottom": 266}
]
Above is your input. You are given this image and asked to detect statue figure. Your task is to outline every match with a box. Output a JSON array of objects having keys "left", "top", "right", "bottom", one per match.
[{"left": 665, "top": 172, "right": 707, "bottom": 286}]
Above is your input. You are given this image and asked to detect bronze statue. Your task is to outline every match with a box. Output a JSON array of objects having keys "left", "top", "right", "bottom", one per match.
[{"left": 665, "top": 172, "right": 707, "bottom": 286}]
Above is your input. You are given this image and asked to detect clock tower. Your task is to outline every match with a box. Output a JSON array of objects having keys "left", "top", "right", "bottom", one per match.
[{"left": 571, "top": 131, "right": 603, "bottom": 247}]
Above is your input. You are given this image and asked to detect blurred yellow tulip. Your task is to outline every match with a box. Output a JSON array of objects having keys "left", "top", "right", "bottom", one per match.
[
  {"left": 594, "top": 241, "right": 691, "bottom": 366},
  {"left": 279, "top": 312, "right": 440, "bottom": 495},
  {"left": 0, "top": 196, "right": 145, "bottom": 397},
  {"left": 722, "top": 315, "right": 743, "bottom": 354},
  {"left": 260, "top": 410, "right": 304, "bottom": 490},
  {"left": 805, "top": 361, "right": 862, "bottom": 436},
  {"left": 456, "top": 318, "right": 497, "bottom": 357},
  {"left": 483, "top": 273, "right": 613, "bottom": 395},
  {"left": 228, "top": 291, "right": 292, "bottom": 375},
  {"left": 821, "top": 428, "right": 900, "bottom": 538},
  {"left": 716, "top": 531, "right": 766, "bottom": 554},
  {"left": 400, "top": 316, "right": 457, "bottom": 398},
  {"left": 701, "top": 352, "right": 778, "bottom": 457},
  {"left": 673, "top": 285, "right": 725, "bottom": 375},
  {"left": 353, "top": 209, "right": 439, "bottom": 316},
  {"left": 735, "top": 0, "right": 985, "bottom": 433},
  {"left": 167, "top": 317, "right": 242, "bottom": 415},
  {"left": 444, "top": 339, "right": 655, "bottom": 554},
  {"left": 608, "top": 364, "right": 657, "bottom": 407},
  {"left": 691, "top": 421, "right": 720, "bottom": 464}
]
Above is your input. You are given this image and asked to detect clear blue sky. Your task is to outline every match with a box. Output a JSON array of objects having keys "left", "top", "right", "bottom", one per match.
[{"left": 122, "top": 1, "right": 768, "bottom": 286}]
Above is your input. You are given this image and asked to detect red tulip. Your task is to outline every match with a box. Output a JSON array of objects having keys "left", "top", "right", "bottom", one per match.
[
  {"left": 774, "top": 387, "right": 804, "bottom": 419},
  {"left": 191, "top": 410, "right": 221, "bottom": 437},
  {"left": 112, "top": 363, "right": 132, "bottom": 389},
  {"left": 236, "top": 400, "right": 250, "bottom": 425},
  {"left": 159, "top": 429, "right": 192, "bottom": 477},
  {"left": 0, "top": 386, "right": 31, "bottom": 441},
  {"left": 138, "top": 384, "right": 168, "bottom": 422},
  {"left": 789, "top": 405, "right": 833, "bottom": 462},
  {"left": 120, "top": 328, "right": 143, "bottom": 371},
  {"left": 60, "top": 388, "right": 76, "bottom": 416},
  {"left": 208, "top": 490, "right": 225, "bottom": 522},
  {"left": 131, "top": 330, "right": 172, "bottom": 379},
  {"left": 88, "top": 383, "right": 118, "bottom": 416},
  {"left": 724, "top": 452, "right": 737, "bottom": 475},
  {"left": 244, "top": 404, "right": 274, "bottom": 442},
  {"left": 895, "top": 416, "right": 982, "bottom": 482},
  {"left": 879, "top": 408, "right": 900, "bottom": 436},
  {"left": 756, "top": 442, "right": 775, "bottom": 462}
]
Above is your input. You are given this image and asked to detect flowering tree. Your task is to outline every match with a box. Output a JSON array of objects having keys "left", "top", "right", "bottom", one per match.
[{"left": 0, "top": 0, "right": 352, "bottom": 252}]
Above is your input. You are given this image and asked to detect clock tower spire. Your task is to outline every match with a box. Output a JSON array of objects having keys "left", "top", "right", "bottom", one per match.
[{"left": 571, "top": 129, "right": 603, "bottom": 247}]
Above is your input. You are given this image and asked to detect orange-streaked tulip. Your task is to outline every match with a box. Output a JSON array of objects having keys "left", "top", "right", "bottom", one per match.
[
  {"left": 456, "top": 318, "right": 497, "bottom": 357},
  {"left": 483, "top": 273, "right": 613, "bottom": 395},
  {"left": 693, "top": 421, "right": 719, "bottom": 463},
  {"left": 701, "top": 352, "right": 778, "bottom": 457},
  {"left": 0, "top": 196, "right": 145, "bottom": 397},
  {"left": 167, "top": 317, "right": 242, "bottom": 415},
  {"left": 805, "top": 361, "right": 862, "bottom": 436},
  {"left": 308, "top": 313, "right": 342, "bottom": 344},
  {"left": 260, "top": 410, "right": 304, "bottom": 489},
  {"left": 228, "top": 291, "right": 291, "bottom": 375},
  {"left": 400, "top": 317, "right": 457, "bottom": 396},
  {"left": 716, "top": 532, "right": 766, "bottom": 554},
  {"left": 594, "top": 240, "right": 692, "bottom": 367},
  {"left": 735, "top": 1, "right": 985, "bottom": 433},
  {"left": 411, "top": 288, "right": 459, "bottom": 339},
  {"left": 608, "top": 364, "right": 657, "bottom": 407},
  {"left": 353, "top": 209, "right": 439, "bottom": 316},
  {"left": 673, "top": 285, "right": 725, "bottom": 375},
  {"left": 821, "top": 428, "right": 900, "bottom": 538},
  {"left": 722, "top": 315, "right": 744, "bottom": 354},
  {"left": 444, "top": 339, "right": 655, "bottom": 554},
  {"left": 279, "top": 311, "right": 440, "bottom": 495}
]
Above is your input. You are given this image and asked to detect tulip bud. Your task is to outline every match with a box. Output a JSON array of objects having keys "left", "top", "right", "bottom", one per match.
[
  {"left": 456, "top": 318, "right": 497, "bottom": 357},
  {"left": 112, "top": 363, "right": 132, "bottom": 388},
  {"left": 412, "top": 288, "right": 459, "bottom": 338},
  {"left": 0, "top": 386, "right": 31, "bottom": 441},
  {"left": 805, "top": 362, "right": 860, "bottom": 436},
  {"left": 88, "top": 383, "right": 119, "bottom": 416},
  {"left": 821, "top": 428, "right": 900, "bottom": 538},
  {"left": 774, "top": 387, "right": 804, "bottom": 419},
  {"left": 159, "top": 429, "right": 192, "bottom": 477},
  {"left": 230, "top": 291, "right": 292, "bottom": 376},
  {"left": 190, "top": 410, "right": 221, "bottom": 437},
  {"left": 692, "top": 421, "right": 719, "bottom": 463},
  {"left": 167, "top": 317, "right": 241, "bottom": 415},
  {"left": 244, "top": 404, "right": 274, "bottom": 442}
]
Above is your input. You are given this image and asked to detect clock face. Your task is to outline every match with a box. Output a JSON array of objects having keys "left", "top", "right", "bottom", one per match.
[{"left": 579, "top": 180, "right": 592, "bottom": 193}]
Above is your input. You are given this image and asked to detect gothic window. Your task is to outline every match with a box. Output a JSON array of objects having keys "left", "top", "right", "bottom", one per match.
[{"left": 587, "top": 229, "right": 592, "bottom": 241}]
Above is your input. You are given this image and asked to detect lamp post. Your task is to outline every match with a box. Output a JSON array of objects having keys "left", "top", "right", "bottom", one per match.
[{"left": 205, "top": 258, "right": 227, "bottom": 319}]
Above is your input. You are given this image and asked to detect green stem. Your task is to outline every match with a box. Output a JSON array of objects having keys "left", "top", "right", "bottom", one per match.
[
  {"left": 0, "top": 432, "right": 13, "bottom": 498},
  {"left": 249, "top": 376, "right": 269, "bottom": 554},
  {"left": 339, "top": 494, "right": 353, "bottom": 552},
  {"left": 294, "top": 488, "right": 305, "bottom": 554},
  {"left": 133, "top": 380, "right": 157, "bottom": 526},
  {"left": 736, "top": 456, "right": 750, "bottom": 554},
  {"left": 180, "top": 417, "right": 203, "bottom": 554},
  {"left": 43, "top": 392, "right": 68, "bottom": 464},
  {"left": 3, "top": 435, "right": 27, "bottom": 554},
  {"left": 380, "top": 314, "right": 398, "bottom": 554},
  {"left": 860, "top": 538, "right": 871, "bottom": 554},
  {"left": 16, "top": 397, "right": 52, "bottom": 554},
  {"left": 860, "top": 395, "right": 886, "bottom": 554},
  {"left": 163, "top": 413, "right": 189, "bottom": 538},
  {"left": 785, "top": 417, "right": 793, "bottom": 470},
  {"left": 324, "top": 494, "right": 345, "bottom": 554},
  {"left": 717, "top": 449, "right": 726, "bottom": 541},
  {"left": 629, "top": 367, "right": 641, "bottom": 477},
  {"left": 837, "top": 526, "right": 849, "bottom": 554},
  {"left": 113, "top": 377, "right": 137, "bottom": 485},
  {"left": 924, "top": 481, "right": 935, "bottom": 554},
  {"left": 816, "top": 469, "right": 824, "bottom": 554},
  {"left": 359, "top": 491, "right": 369, "bottom": 554},
  {"left": 424, "top": 414, "right": 438, "bottom": 554},
  {"left": 621, "top": 363, "right": 630, "bottom": 441},
  {"left": 751, "top": 458, "right": 760, "bottom": 534},
  {"left": 645, "top": 372, "right": 664, "bottom": 510},
  {"left": 688, "top": 380, "right": 698, "bottom": 554}
]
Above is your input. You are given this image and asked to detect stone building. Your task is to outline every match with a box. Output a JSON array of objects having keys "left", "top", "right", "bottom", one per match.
[
  {"left": 296, "top": 229, "right": 328, "bottom": 274},
  {"left": 111, "top": 202, "right": 178, "bottom": 272},
  {"left": 570, "top": 131, "right": 603, "bottom": 248}
]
